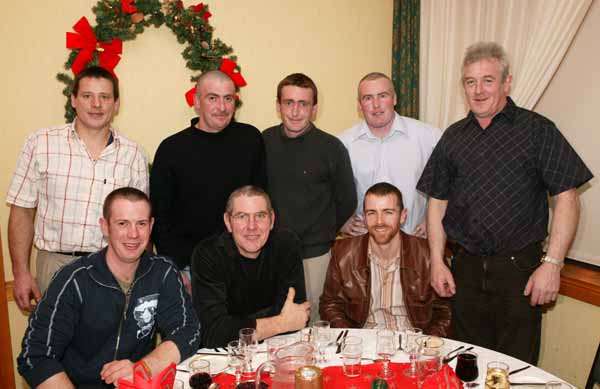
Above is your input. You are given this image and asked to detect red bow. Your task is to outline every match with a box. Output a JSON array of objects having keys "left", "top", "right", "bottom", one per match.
[
  {"left": 121, "top": 0, "right": 138, "bottom": 14},
  {"left": 192, "top": 3, "right": 212, "bottom": 23},
  {"left": 66, "top": 16, "right": 123, "bottom": 77},
  {"left": 185, "top": 59, "right": 246, "bottom": 107},
  {"left": 220, "top": 58, "right": 247, "bottom": 87},
  {"left": 118, "top": 361, "right": 176, "bottom": 389}
]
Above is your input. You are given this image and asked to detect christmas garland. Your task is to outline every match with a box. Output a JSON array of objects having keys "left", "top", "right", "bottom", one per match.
[{"left": 57, "top": 0, "right": 246, "bottom": 122}]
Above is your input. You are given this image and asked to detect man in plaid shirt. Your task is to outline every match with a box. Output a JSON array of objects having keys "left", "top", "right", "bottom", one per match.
[{"left": 6, "top": 66, "right": 149, "bottom": 312}]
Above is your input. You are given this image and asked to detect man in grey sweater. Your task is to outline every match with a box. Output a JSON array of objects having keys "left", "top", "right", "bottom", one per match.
[{"left": 262, "top": 73, "right": 356, "bottom": 323}]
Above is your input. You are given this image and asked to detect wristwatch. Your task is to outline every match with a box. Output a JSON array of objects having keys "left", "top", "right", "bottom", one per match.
[{"left": 540, "top": 254, "right": 564, "bottom": 269}]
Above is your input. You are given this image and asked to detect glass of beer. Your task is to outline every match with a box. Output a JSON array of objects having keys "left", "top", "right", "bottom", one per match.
[{"left": 485, "top": 361, "right": 509, "bottom": 389}]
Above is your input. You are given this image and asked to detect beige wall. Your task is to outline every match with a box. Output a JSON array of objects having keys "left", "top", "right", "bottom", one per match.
[
  {"left": 1, "top": 1, "right": 393, "bottom": 386},
  {"left": 0, "top": 0, "right": 393, "bottom": 281},
  {"left": 535, "top": 0, "right": 599, "bottom": 266}
]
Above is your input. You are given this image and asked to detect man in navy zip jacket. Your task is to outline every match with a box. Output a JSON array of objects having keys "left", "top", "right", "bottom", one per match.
[{"left": 17, "top": 187, "right": 201, "bottom": 388}]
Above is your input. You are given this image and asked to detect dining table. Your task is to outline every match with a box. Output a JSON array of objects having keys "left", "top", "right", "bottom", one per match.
[{"left": 175, "top": 328, "right": 574, "bottom": 388}]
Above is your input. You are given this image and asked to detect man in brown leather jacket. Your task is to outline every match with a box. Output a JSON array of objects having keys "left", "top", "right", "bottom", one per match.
[{"left": 320, "top": 183, "right": 451, "bottom": 336}]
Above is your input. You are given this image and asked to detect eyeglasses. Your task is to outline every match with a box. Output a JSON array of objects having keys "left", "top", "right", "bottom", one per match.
[{"left": 230, "top": 211, "right": 271, "bottom": 224}]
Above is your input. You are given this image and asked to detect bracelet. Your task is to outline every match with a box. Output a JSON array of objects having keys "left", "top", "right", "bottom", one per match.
[{"left": 540, "top": 254, "right": 564, "bottom": 269}]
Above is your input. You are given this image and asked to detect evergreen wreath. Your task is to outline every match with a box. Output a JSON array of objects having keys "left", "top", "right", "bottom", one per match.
[{"left": 57, "top": 0, "right": 246, "bottom": 122}]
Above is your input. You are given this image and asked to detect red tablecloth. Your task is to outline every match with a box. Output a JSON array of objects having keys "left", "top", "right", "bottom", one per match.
[{"left": 212, "top": 362, "right": 463, "bottom": 388}]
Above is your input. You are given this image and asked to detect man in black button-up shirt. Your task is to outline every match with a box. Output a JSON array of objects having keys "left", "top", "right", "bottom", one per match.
[{"left": 417, "top": 42, "right": 592, "bottom": 364}]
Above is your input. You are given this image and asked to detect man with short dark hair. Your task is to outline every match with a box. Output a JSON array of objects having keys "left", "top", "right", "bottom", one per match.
[
  {"left": 191, "top": 186, "right": 309, "bottom": 347},
  {"left": 320, "top": 183, "right": 451, "bottom": 336},
  {"left": 339, "top": 72, "right": 440, "bottom": 239},
  {"left": 417, "top": 41, "right": 593, "bottom": 363},
  {"left": 263, "top": 73, "right": 356, "bottom": 322},
  {"left": 7, "top": 66, "right": 149, "bottom": 311},
  {"left": 151, "top": 70, "right": 266, "bottom": 294},
  {"left": 17, "top": 187, "right": 200, "bottom": 389}
]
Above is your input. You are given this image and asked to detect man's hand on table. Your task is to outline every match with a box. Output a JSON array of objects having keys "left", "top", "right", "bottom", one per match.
[{"left": 100, "top": 359, "right": 134, "bottom": 385}]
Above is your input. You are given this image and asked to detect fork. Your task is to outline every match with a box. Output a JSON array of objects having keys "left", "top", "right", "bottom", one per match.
[{"left": 335, "top": 330, "right": 349, "bottom": 353}]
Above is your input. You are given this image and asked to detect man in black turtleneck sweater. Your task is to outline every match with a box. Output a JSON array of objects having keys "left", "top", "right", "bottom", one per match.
[
  {"left": 262, "top": 73, "right": 356, "bottom": 323},
  {"left": 151, "top": 70, "right": 266, "bottom": 293}
]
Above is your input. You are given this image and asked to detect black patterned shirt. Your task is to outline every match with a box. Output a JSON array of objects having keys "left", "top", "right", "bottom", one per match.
[{"left": 417, "top": 97, "right": 593, "bottom": 255}]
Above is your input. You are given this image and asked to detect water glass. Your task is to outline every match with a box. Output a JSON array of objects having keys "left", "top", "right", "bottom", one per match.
[
  {"left": 416, "top": 348, "right": 442, "bottom": 389},
  {"left": 227, "top": 339, "right": 246, "bottom": 385},
  {"left": 341, "top": 335, "right": 363, "bottom": 378},
  {"left": 485, "top": 361, "right": 509, "bottom": 389},
  {"left": 239, "top": 328, "right": 258, "bottom": 376},
  {"left": 455, "top": 351, "right": 479, "bottom": 387},
  {"left": 402, "top": 327, "right": 423, "bottom": 378},
  {"left": 312, "top": 320, "right": 331, "bottom": 363},
  {"left": 376, "top": 329, "right": 396, "bottom": 379}
]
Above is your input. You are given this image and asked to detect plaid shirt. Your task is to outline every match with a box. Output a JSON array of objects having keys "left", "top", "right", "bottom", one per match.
[{"left": 6, "top": 121, "right": 149, "bottom": 252}]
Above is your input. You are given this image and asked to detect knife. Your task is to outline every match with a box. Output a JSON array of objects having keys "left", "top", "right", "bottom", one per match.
[
  {"left": 336, "top": 330, "right": 349, "bottom": 353},
  {"left": 509, "top": 383, "right": 547, "bottom": 386}
]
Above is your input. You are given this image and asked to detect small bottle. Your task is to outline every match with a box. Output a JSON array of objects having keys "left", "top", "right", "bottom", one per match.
[{"left": 371, "top": 378, "right": 389, "bottom": 389}]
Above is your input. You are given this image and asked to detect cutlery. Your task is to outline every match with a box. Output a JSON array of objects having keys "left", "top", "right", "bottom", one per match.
[
  {"left": 336, "top": 330, "right": 349, "bottom": 353},
  {"left": 509, "top": 383, "right": 547, "bottom": 386},
  {"left": 443, "top": 345, "right": 473, "bottom": 364},
  {"left": 509, "top": 365, "right": 531, "bottom": 375},
  {"left": 398, "top": 333, "right": 403, "bottom": 350}
]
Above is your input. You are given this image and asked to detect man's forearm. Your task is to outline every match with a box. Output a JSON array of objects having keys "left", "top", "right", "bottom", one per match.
[
  {"left": 546, "top": 188, "right": 580, "bottom": 261},
  {"left": 38, "top": 372, "right": 75, "bottom": 389},
  {"left": 255, "top": 316, "right": 284, "bottom": 341},
  {"left": 427, "top": 198, "right": 448, "bottom": 263},
  {"left": 142, "top": 340, "right": 181, "bottom": 377},
  {"left": 8, "top": 205, "right": 35, "bottom": 275}
]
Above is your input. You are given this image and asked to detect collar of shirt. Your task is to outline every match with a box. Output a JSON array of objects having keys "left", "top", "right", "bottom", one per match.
[
  {"left": 354, "top": 112, "right": 408, "bottom": 142},
  {"left": 466, "top": 96, "right": 518, "bottom": 129},
  {"left": 367, "top": 240, "right": 400, "bottom": 273},
  {"left": 69, "top": 118, "right": 120, "bottom": 146}
]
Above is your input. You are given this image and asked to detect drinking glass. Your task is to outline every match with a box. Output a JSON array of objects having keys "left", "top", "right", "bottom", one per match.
[
  {"left": 227, "top": 339, "right": 247, "bottom": 386},
  {"left": 239, "top": 328, "right": 258, "bottom": 376},
  {"left": 312, "top": 320, "right": 331, "bottom": 363},
  {"left": 402, "top": 327, "right": 423, "bottom": 378},
  {"left": 341, "top": 335, "right": 363, "bottom": 378},
  {"left": 173, "top": 380, "right": 184, "bottom": 389},
  {"left": 485, "top": 361, "right": 509, "bottom": 389},
  {"left": 416, "top": 348, "right": 442, "bottom": 389},
  {"left": 376, "top": 329, "right": 396, "bottom": 379},
  {"left": 189, "top": 358, "right": 211, "bottom": 389},
  {"left": 455, "top": 351, "right": 479, "bottom": 388}
]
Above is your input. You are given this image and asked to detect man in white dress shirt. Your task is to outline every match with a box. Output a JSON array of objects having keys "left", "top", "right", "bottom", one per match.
[{"left": 339, "top": 72, "right": 440, "bottom": 238}]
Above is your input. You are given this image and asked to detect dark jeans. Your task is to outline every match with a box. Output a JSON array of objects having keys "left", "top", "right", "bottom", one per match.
[{"left": 451, "top": 242, "right": 543, "bottom": 365}]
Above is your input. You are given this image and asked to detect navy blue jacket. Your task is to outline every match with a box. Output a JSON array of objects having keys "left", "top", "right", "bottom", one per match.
[{"left": 18, "top": 249, "right": 201, "bottom": 388}]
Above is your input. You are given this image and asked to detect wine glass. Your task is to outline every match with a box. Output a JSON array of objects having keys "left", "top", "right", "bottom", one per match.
[
  {"left": 227, "top": 339, "right": 246, "bottom": 386},
  {"left": 416, "top": 348, "right": 442, "bottom": 389},
  {"left": 455, "top": 351, "right": 479, "bottom": 387},
  {"left": 312, "top": 320, "right": 331, "bottom": 364},
  {"left": 402, "top": 327, "right": 423, "bottom": 378},
  {"left": 376, "top": 329, "right": 396, "bottom": 379}
]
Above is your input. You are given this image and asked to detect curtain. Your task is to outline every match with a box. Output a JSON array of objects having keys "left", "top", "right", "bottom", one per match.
[
  {"left": 392, "top": 0, "right": 420, "bottom": 119},
  {"left": 420, "top": 0, "right": 592, "bottom": 130}
]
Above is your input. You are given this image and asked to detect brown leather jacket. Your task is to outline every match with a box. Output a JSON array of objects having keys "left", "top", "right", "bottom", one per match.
[{"left": 319, "top": 233, "right": 451, "bottom": 337}]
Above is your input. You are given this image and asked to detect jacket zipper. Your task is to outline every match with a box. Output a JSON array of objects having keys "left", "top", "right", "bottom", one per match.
[{"left": 114, "top": 283, "right": 134, "bottom": 360}]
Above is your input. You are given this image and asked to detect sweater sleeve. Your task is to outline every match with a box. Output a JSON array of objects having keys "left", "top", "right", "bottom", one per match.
[
  {"left": 150, "top": 142, "right": 189, "bottom": 269},
  {"left": 332, "top": 140, "right": 357, "bottom": 231},
  {"left": 155, "top": 261, "right": 202, "bottom": 360},
  {"left": 17, "top": 267, "right": 81, "bottom": 388}
]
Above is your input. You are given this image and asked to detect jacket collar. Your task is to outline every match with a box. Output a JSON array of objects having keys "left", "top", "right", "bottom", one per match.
[
  {"left": 87, "top": 248, "right": 155, "bottom": 288},
  {"left": 356, "top": 230, "right": 417, "bottom": 271}
]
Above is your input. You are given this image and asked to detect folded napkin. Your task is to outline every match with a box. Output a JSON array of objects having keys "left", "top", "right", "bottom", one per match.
[{"left": 118, "top": 361, "right": 177, "bottom": 389}]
